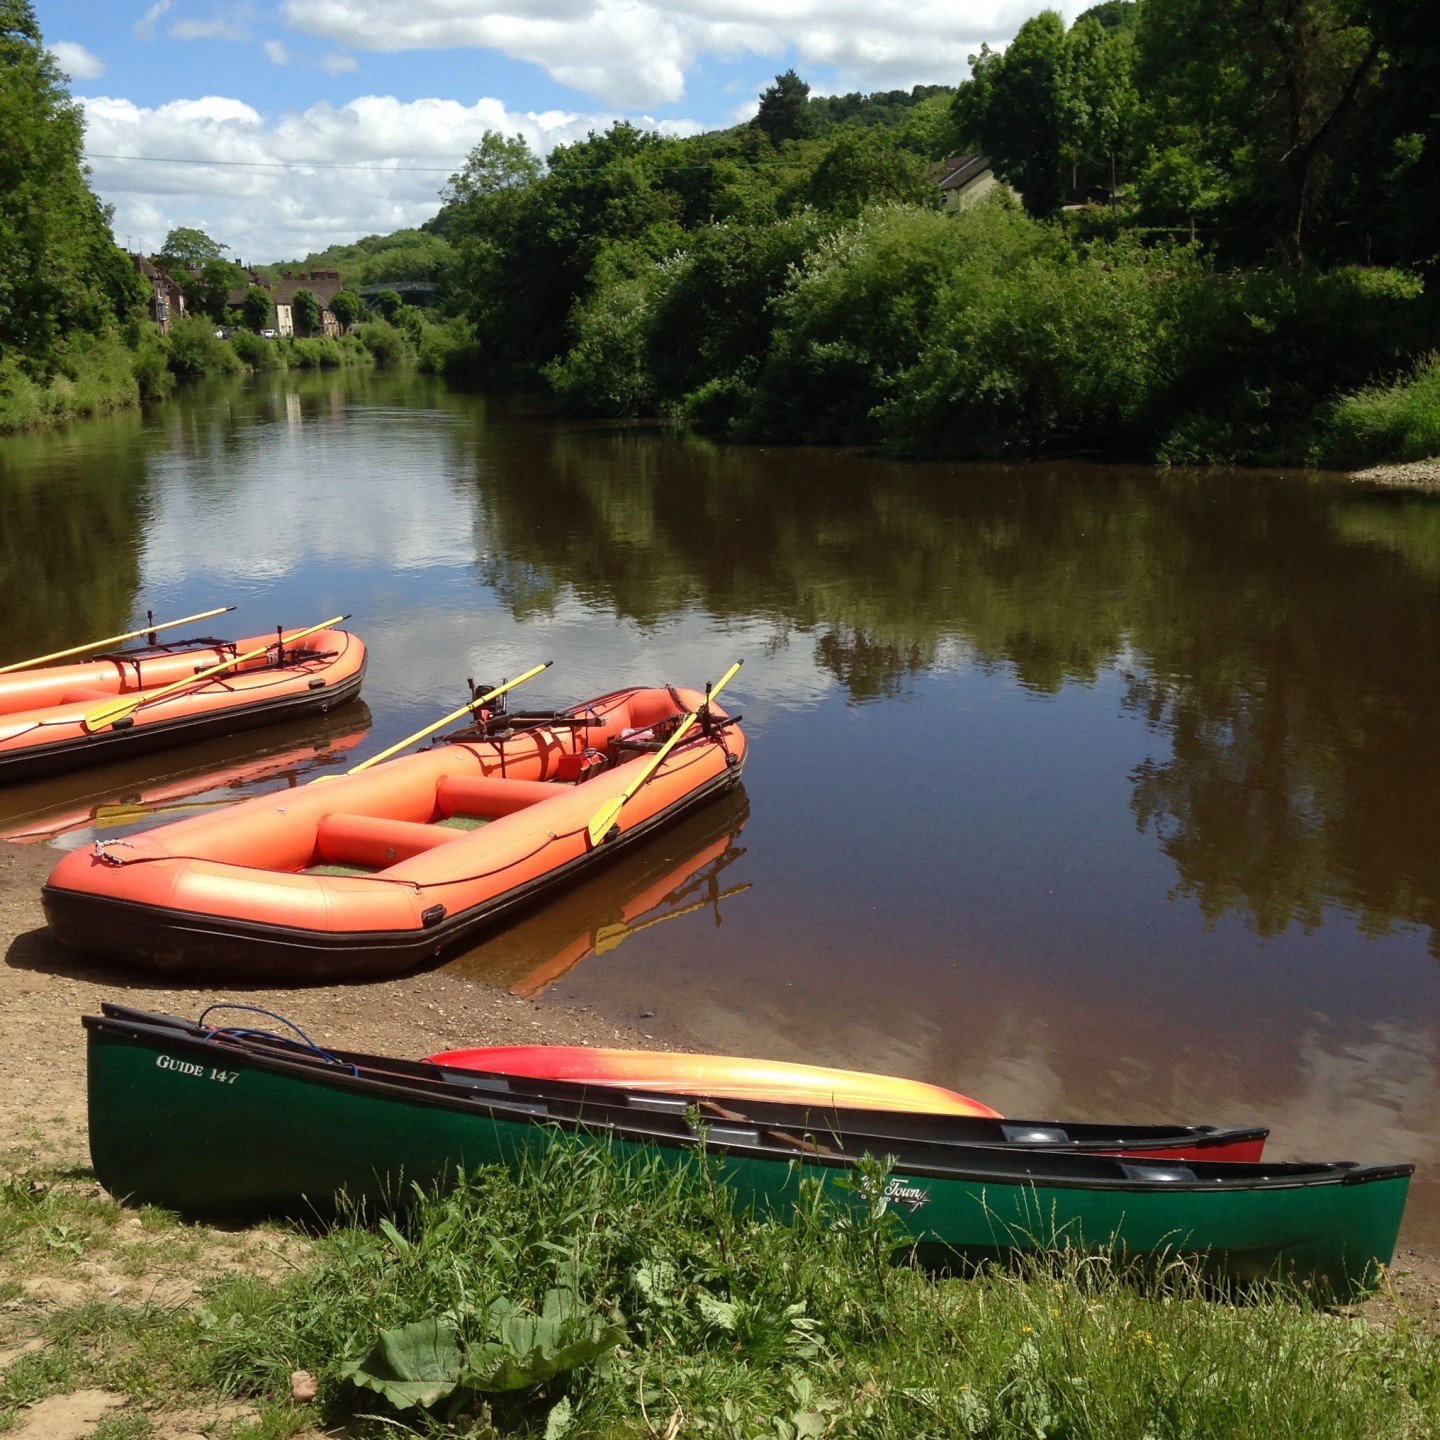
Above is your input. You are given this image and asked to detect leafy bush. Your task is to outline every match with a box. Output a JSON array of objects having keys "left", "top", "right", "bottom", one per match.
[
  {"left": 227, "top": 328, "right": 282, "bottom": 370},
  {"left": 166, "top": 316, "right": 241, "bottom": 380},
  {"left": 0, "top": 330, "right": 149, "bottom": 432},
  {"left": 129, "top": 326, "right": 175, "bottom": 401},
  {"left": 289, "top": 336, "right": 344, "bottom": 368},
  {"left": 749, "top": 199, "right": 1053, "bottom": 446},
  {"left": 544, "top": 269, "right": 671, "bottom": 416},
  {"left": 1151, "top": 266, "right": 1429, "bottom": 465},
  {"left": 1320, "top": 353, "right": 1440, "bottom": 467},
  {"left": 355, "top": 320, "right": 411, "bottom": 364},
  {"left": 416, "top": 317, "right": 477, "bottom": 375},
  {"left": 880, "top": 228, "right": 1199, "bottom": 457},
  {"left": 649, "top": 211, "right": 834, "bottom": 409}
]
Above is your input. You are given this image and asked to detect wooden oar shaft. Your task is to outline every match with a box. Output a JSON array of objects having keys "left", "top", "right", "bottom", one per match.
[
  {"left": 345, "top": 660, "right": 554, "bottom": 775},
  {"left": 0, "top": 606, "right": 236, "bottom": 674},
  {"left": 586, "top": 660, "right": 742, "bottom": 845},
  {"left": 82, "top": 615, "right": 346, "bottom": 732}
]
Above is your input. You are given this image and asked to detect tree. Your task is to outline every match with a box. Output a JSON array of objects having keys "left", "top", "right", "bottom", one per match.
[
  {"left": 157, "top": 226, "right": 227, "bottom": 271},
  {"left": 1, "top": 0, "right": 143, "bottom": 367},
  {"left": 953, "top": 12, "right": 1071, "bottom": 218},
  {"left": 1064, "top": 15, "right": 1138, "bottom": 201},
  {"left": 292, "top": 288, "right": 321, "bottom": 336},
  {"left": 182, "top": 256, "right": 242, "bottom": 323},
  {"left": 329, "top": 289, "right": 361, "bottom": 328},
  {"left": 241, "top": 286, "right": 272, "bottom": 333},
  {"left": 371, "top": 288, "right": 402, "bottom": 322},
  {"left": 1132, "top": 0, "right": 1384, "bottom": 264},
  {"left": 805, "top": 130, "right": 939, "bottom": 218},
  {"left": 754, "top": 70, "right": 813, "bottom": 146},
  {"left": 442, "top": 132, "right": 542, "bottom": 215}
]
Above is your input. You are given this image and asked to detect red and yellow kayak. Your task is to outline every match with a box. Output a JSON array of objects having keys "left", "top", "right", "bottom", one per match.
[
  {"left": 0, "top": 627, "right": 366, "bottom": 783},
  {"left": 428, "top": 1045, "right": 1002, "bottom": 1115},
  {"left": 421, "top": 1044, "right": 1269, "bottom": 1160},
  {"left": 42, "top": 683, "right": 745, "bottom": 981}
]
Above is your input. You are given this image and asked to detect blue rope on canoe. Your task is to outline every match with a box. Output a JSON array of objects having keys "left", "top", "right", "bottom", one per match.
[{"left": 196, "top": 1002, "right": 355, "bottom": 1073}]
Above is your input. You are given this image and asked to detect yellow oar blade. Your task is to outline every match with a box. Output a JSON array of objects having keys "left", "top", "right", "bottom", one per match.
[
  {"left": 586, "top": 659, "right": 742, "bottom": 846},
  {"left": 344, "top": 660, "right": 553, "bottom": 775},
  {"left": 0, "top": 606, "right": 236, "bottom": 674},
  {"left": 82, "top": 615, "right": 346, "bottom": 732}
]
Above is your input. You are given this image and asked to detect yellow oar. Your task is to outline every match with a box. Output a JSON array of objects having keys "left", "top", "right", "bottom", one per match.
[
  {"left": 0, "top": 606, "right": 236, "bottom": 674},
  {"left": 82, "top": 615, "right": 347, "bottom": 732},
  {"left": 344, "top": 661, "right": 553, "bottom": 775},
  {"left": 586, "top": 660, "right": 742, "bottom": 846}
]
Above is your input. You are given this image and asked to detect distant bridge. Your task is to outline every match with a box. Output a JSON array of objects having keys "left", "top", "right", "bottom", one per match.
[{"left": 357, "top": 279, "right": 445, "bottom": 304}]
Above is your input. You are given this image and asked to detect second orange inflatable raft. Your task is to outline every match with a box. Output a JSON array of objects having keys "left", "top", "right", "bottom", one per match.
[
  {"left": 0, "top": 627, "right": 366, "bottom": 784},
  {"left": 42, "top": 684, "right": 745, "bottom": 981}
]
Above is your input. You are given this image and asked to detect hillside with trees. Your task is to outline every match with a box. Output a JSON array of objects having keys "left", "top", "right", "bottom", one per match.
[{"left": 422, "top": 0, "right": 1440, "bottom": 466}]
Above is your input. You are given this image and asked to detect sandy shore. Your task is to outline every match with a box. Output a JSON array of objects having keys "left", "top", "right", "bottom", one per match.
[{"left": 0, "top": 839, "right": 672, "bottom": 1177}]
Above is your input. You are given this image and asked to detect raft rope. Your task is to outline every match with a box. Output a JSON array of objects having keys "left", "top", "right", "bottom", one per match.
[
  {"left": 6, "top": 640, "right": 349, "bottom": 738},
  {"left": 197, "top": 1002, "right": 355, "bottom": 1072}
]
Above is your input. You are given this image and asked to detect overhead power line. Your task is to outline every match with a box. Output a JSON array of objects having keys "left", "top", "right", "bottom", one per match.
[
  {"left": 85, "top": 150, "right": 812, "bottom": 175},
  {"left": 87, "top": 152, "right": 458, "bottom": 172}
]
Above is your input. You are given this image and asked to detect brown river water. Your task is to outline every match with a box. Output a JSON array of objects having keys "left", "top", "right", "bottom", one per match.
[{"left": 3, "top": 368, "right": 1439, "bottom": 1245}]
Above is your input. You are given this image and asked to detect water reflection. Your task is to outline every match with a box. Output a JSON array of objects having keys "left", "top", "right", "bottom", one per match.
[
  {"left": 0, "top": 708, "right": 372, "bottom": 847},
  {"left": 444, "top": 788, "right": 751, "bottom": 996}
]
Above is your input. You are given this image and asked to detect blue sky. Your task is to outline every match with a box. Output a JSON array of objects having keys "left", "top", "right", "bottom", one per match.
[{"left": 34, "top": 0, "right": 1084, "bottom": 262}]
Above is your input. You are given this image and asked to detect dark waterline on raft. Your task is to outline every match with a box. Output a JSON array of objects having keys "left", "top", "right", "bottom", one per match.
[{"left": 3, "top": 367, "right": 1439, "bottom": 1246}]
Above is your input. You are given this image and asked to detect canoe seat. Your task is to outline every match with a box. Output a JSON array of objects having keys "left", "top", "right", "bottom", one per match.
[
  {"left": 314, "top": 813, "right": 461, "bottom": 870},
  {"left": 434, "top": 775, "right": 559, "bottom": 821}
]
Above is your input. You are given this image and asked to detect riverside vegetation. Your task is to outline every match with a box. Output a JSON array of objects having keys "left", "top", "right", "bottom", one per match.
[
  {"left": 6, "top": 0, "right": 1440, "bottom": 465},
  {"left": 2, "top": 1139, "right": 1438, "bottom": 1440}
]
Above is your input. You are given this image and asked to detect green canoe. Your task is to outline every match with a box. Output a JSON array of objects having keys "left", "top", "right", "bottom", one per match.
[{"left": 83, "top": 1007, "right": 1412, "bottom": 1299}]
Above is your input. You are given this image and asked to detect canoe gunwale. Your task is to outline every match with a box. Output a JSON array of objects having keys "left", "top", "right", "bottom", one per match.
[{"left": 44, "top": 759, "right": 746, "bottom": 978}]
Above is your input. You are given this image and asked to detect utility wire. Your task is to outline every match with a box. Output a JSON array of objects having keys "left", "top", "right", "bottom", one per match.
[{"left": 85, "top": 150, "right": 812, "bottom": 174}]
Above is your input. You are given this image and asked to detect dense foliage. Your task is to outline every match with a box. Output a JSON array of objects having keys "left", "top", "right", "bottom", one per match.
[
  {"left": 0, "top": 0, "right": 144, "bottom": 389},
  {"left": 427, "top": 0, "right": 1440, "bottom": 465}
]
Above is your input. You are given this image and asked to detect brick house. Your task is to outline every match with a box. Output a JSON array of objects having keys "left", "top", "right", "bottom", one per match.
[{"left": 130, "top": 255, "right": 185, "bottom": 333}]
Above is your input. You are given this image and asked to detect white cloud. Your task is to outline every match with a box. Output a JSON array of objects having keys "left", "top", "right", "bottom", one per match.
[
  {"left": 80, "top": 91, "right": 616, "bottom": 260},
  {"left": 170, "top": 18, "right": 249, "bottom": 42},
  {"left": 264, "top": 39, "right": 290, "bottom": 64},
  {"left": 49, "top": 41, "right": 106, "bottom": 79},
  {"left": 278, "top": 0, "right": 1088, "bottom": 107},
  {"left": 320, "top": 51, "right": 359, "bottom": 73},
  {"left": 135, "top": 0, "right": 173, "bottom": 40}
]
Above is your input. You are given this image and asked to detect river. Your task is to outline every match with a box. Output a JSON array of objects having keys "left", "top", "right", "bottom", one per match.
[{"left": 3, "top": 366, "right": 1439, "bottom": 1244}]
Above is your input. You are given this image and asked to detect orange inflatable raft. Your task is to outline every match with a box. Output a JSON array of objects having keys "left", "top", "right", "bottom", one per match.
[
  {"left": 0, "top": 627, "right": 366, "bottom": 784},
  {"left": 42, "top": 684, "right": 746, "bottom": 981}
]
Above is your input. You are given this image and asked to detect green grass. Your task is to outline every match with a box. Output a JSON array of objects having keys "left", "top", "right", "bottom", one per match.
[
  {"left": 1320, "top": 353, "right": 1440, "bottom": 467},
  {"left": 0, "top": 332, "right": 146, "bottom": 434},
  {"left": 2, "top": 1144, "right": 1437, "bottom": 1438}
]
